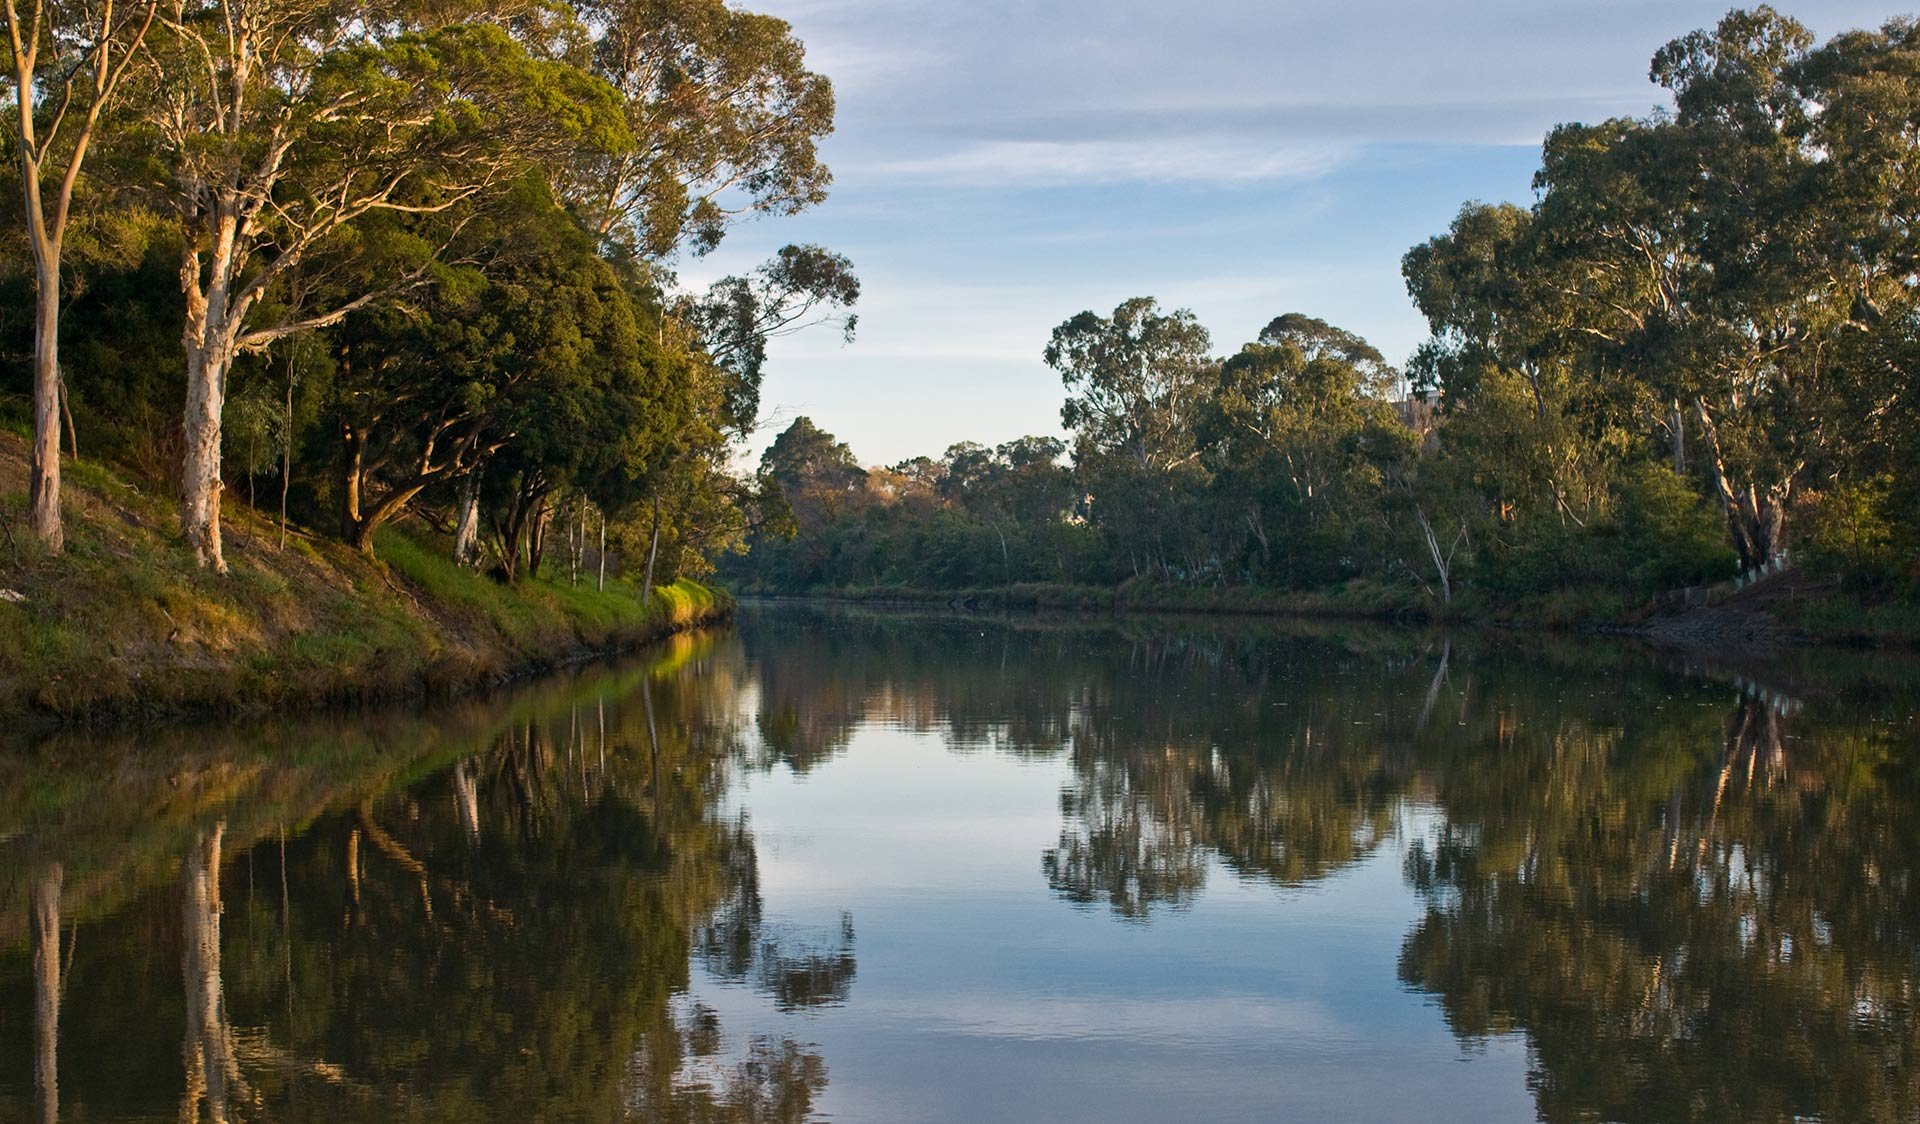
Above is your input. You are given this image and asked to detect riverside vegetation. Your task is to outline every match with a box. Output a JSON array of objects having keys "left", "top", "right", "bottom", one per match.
[
  {"left": 6, "top": 4, "right": 1920, "bottom": 725},
  {"left": 0, "top": 417, "right": 727, "bottom": 718},
  {"left": 0, "top": 0, "right": 855, "bottom": 711},
  {"left": 723, "top": 8, "right": 1920, "bottom": 644}
]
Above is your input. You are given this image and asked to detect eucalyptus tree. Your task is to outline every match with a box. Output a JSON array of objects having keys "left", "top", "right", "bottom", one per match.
[
  {"left": 1046, "top": 297, "right": 1215, "bottom": 579},
  {"left": 1641, "top": 8, "right": 1834, "bottom": 571},
  {"left": 1793, "top": 17, "right": 1920, "bottom": 571},
  {"left": 1046, "top": 296, "right": 1213, "bottom": 476},
  {"left": 1469, "top": 8, "right": 1865, "bottom": 572},
  {"left": 137, "top": 0, "right": 628, "bottom": 570},
  {"left": 680, "top": 242, "right": 858, "bottom": 433},
  {"left": 1403, "top": 200, "right": 1635, "bottom": 534},
  {"left": 328, "top": 177, "right": 672, "bottom": 560},
  {"left": 3, "top": 0, "right": 157, "bottom": 551},
  {"left": 1205, "top": 316, "right": 1411, "bottom": 584},
  {"left": 602, "top": 240, "right": 860, "bottom": 591},
  {"left": 570, "top": 0, "right": 833, "bottom": 258}
]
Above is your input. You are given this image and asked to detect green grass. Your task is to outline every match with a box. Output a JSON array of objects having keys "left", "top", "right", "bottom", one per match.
[{"left": 0, "top": 437, "right": 731, "bottom": 720}]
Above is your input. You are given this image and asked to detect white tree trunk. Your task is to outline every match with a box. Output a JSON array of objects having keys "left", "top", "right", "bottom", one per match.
[
  {"left": 181, "top": 344, "right": 230, "bottom": 572},
  {"left": 453, "top": 471, "right": 482, "bottom": 567},
  {"left": 27, "top": 251, "right": 63, "bottom": 553},
  {"left": 1416, "top": 506, "right": 1453, "bottom": 606}
]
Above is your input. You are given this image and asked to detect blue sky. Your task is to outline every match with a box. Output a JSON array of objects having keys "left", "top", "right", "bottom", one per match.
[{"left": 686, "top": 0, "right": 1898, "bottom": 468}]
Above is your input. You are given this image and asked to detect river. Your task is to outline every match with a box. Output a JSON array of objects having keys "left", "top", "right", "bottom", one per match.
[{"left": 4, "top": 604, "right": 1918, "bottom": 1122}]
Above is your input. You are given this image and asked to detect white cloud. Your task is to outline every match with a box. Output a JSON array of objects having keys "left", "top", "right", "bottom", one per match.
[{"left": 872, "top": 138, "right": 1356, "bottom": 187}]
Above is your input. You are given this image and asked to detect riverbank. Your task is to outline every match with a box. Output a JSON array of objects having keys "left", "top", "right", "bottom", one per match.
[
  {"left": 0, "top": 435, "right": 731, "bottom": 722},
  {"left": 741, "top": 573, "right": 1920, "bottom": 650}
]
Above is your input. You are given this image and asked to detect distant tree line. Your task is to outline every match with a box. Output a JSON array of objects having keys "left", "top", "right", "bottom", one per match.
[
  {"left": 730, "top": 7, "right": 1920, "bottom": 614},
  {"left": 3, "top": 0, "right": 855, "bottom": 581}
]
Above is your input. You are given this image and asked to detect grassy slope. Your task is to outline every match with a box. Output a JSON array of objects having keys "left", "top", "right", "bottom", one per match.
[{"left": 0, "top": 433, "right": 729, "bottom": 719}]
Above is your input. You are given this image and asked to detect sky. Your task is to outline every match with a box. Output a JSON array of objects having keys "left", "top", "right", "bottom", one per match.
[{"left": 684, "top": 0, "right": 1900, "bottom": 468}]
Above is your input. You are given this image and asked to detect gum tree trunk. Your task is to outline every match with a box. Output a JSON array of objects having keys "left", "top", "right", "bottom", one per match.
[
  {"left": 27, "top": 248, "right": 62, "bottom": 552},
  {"left": 182, "top": 345, "right": 231, "bottom": 571},
  {"left": 453, "top": 471, "right": 482, "bottom": 567},
  {"left": 181, "top": 216, "right": 242, "bottom": 572},
  {"left": 8, "top": 0, "right": 157, "bottom": 554},
  {"left": 1694, "top": 399, "right": 1788, "bottom": 573}
]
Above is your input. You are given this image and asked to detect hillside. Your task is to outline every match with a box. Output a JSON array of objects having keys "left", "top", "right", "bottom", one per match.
[{"left": 0, "top": 433, "right": 728, "bottom": 721}]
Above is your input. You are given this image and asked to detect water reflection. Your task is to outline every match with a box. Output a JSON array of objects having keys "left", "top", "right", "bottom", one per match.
[
  {"left": 0, "top": 633, "right": 848, "bottom": 1122},
  {"left": 5, "top": 610, "right": 1920, "bottom": 1123},
  {"left": 726, "top": 609, "right": 1920, "bottom": 1121}
]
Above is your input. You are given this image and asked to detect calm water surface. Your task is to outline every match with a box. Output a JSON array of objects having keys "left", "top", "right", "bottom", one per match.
[{"left": 4, "top": 606, "right": 1920, "bottom": 1122}]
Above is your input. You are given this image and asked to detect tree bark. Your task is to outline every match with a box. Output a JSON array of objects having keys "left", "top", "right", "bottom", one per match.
[
  {"left": 1694, "top": 399, "right": 1787, "bottom": 573},
  {"left": 643, "top": 492, "right": 661, "bottom": 604},
  {"left": 181, "top": 343, "right": 231, "bottom": 571},
  {"left": 339, "top": 425, "right": 366, "bottom": 542},
  {"left": 349, "top": 481, "right": 435, "bottom": 554},
  {"left": 1668, "top": 400, "right": 1687, "bottom": 474},
  {"left": 58, "top": 368, "right": 77, "bottom": 462},
  {"left": 31, "top": 865, "right": 61, "bottom": 1124},
  {"left": 570, "top": 499, "right": 582, "bottom": 586},
  {"left": 27, "top": 250, "right": 63, "bottom": 552},
  {"left": 596, "top": 507, "right": 606, "bottom": 591},
  {"left": 528, "top": 501, "right": 552, "bottom": 579},
  {"left": 9, "top": 0, "right": 158, "bottom": 554},
  {"left": 1416, "top": 505, "right": 1454, "bottom": 606},
  {"left": 280, "top": 349, "right": 295, "bottom": 550},
  {"left": 453, "top": 470, "right": 482, "bottom": 567}
]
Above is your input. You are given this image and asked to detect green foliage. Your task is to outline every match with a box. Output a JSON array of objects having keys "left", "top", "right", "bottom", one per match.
[{"left": 1802, "top": 477, "right": 1910, "bottom": 586}]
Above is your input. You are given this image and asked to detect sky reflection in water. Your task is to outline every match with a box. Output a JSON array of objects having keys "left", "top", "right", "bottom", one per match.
[{"left": 3, "top": 605, "right": 1918, "bottom": 1123}]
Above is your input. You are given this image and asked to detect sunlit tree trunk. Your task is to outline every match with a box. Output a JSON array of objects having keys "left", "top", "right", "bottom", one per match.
[
  {"left": 570, "top": 499, "right": 583, "bottom": 586},
  {"left": 31, "top": 864, "right": 61, "bottom": 1124},
  {"left": 181, "top": 216, "right": 243, "bottom": 572},
  {"left": 25, "top": 244, "right": 63, "bottom": 552},
  {"left": 7, "top": 0, "right": 157, "bottom": 552}
]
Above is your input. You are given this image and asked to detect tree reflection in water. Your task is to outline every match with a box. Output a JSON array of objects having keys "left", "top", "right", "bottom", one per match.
[
  {"left": 1400, "top": 683, "right": 1920, "bottom": 1123},
  {"left": 5, "top": 610, "right": 1920, "bottom": 1124},
  {"left": 735, "top": 609, "right": 1920, "bottom": 1121},
  {"left": 0, "top": 633, "right": 847, "bottom": 1123}
]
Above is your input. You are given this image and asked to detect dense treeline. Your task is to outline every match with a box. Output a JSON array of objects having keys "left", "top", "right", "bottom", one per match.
[
  {"left": 729, "top": 7, "right": 1920, "bottom": 625},
  {"left": 2, "top": 0, "right": 853, "bottom": 581}
]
